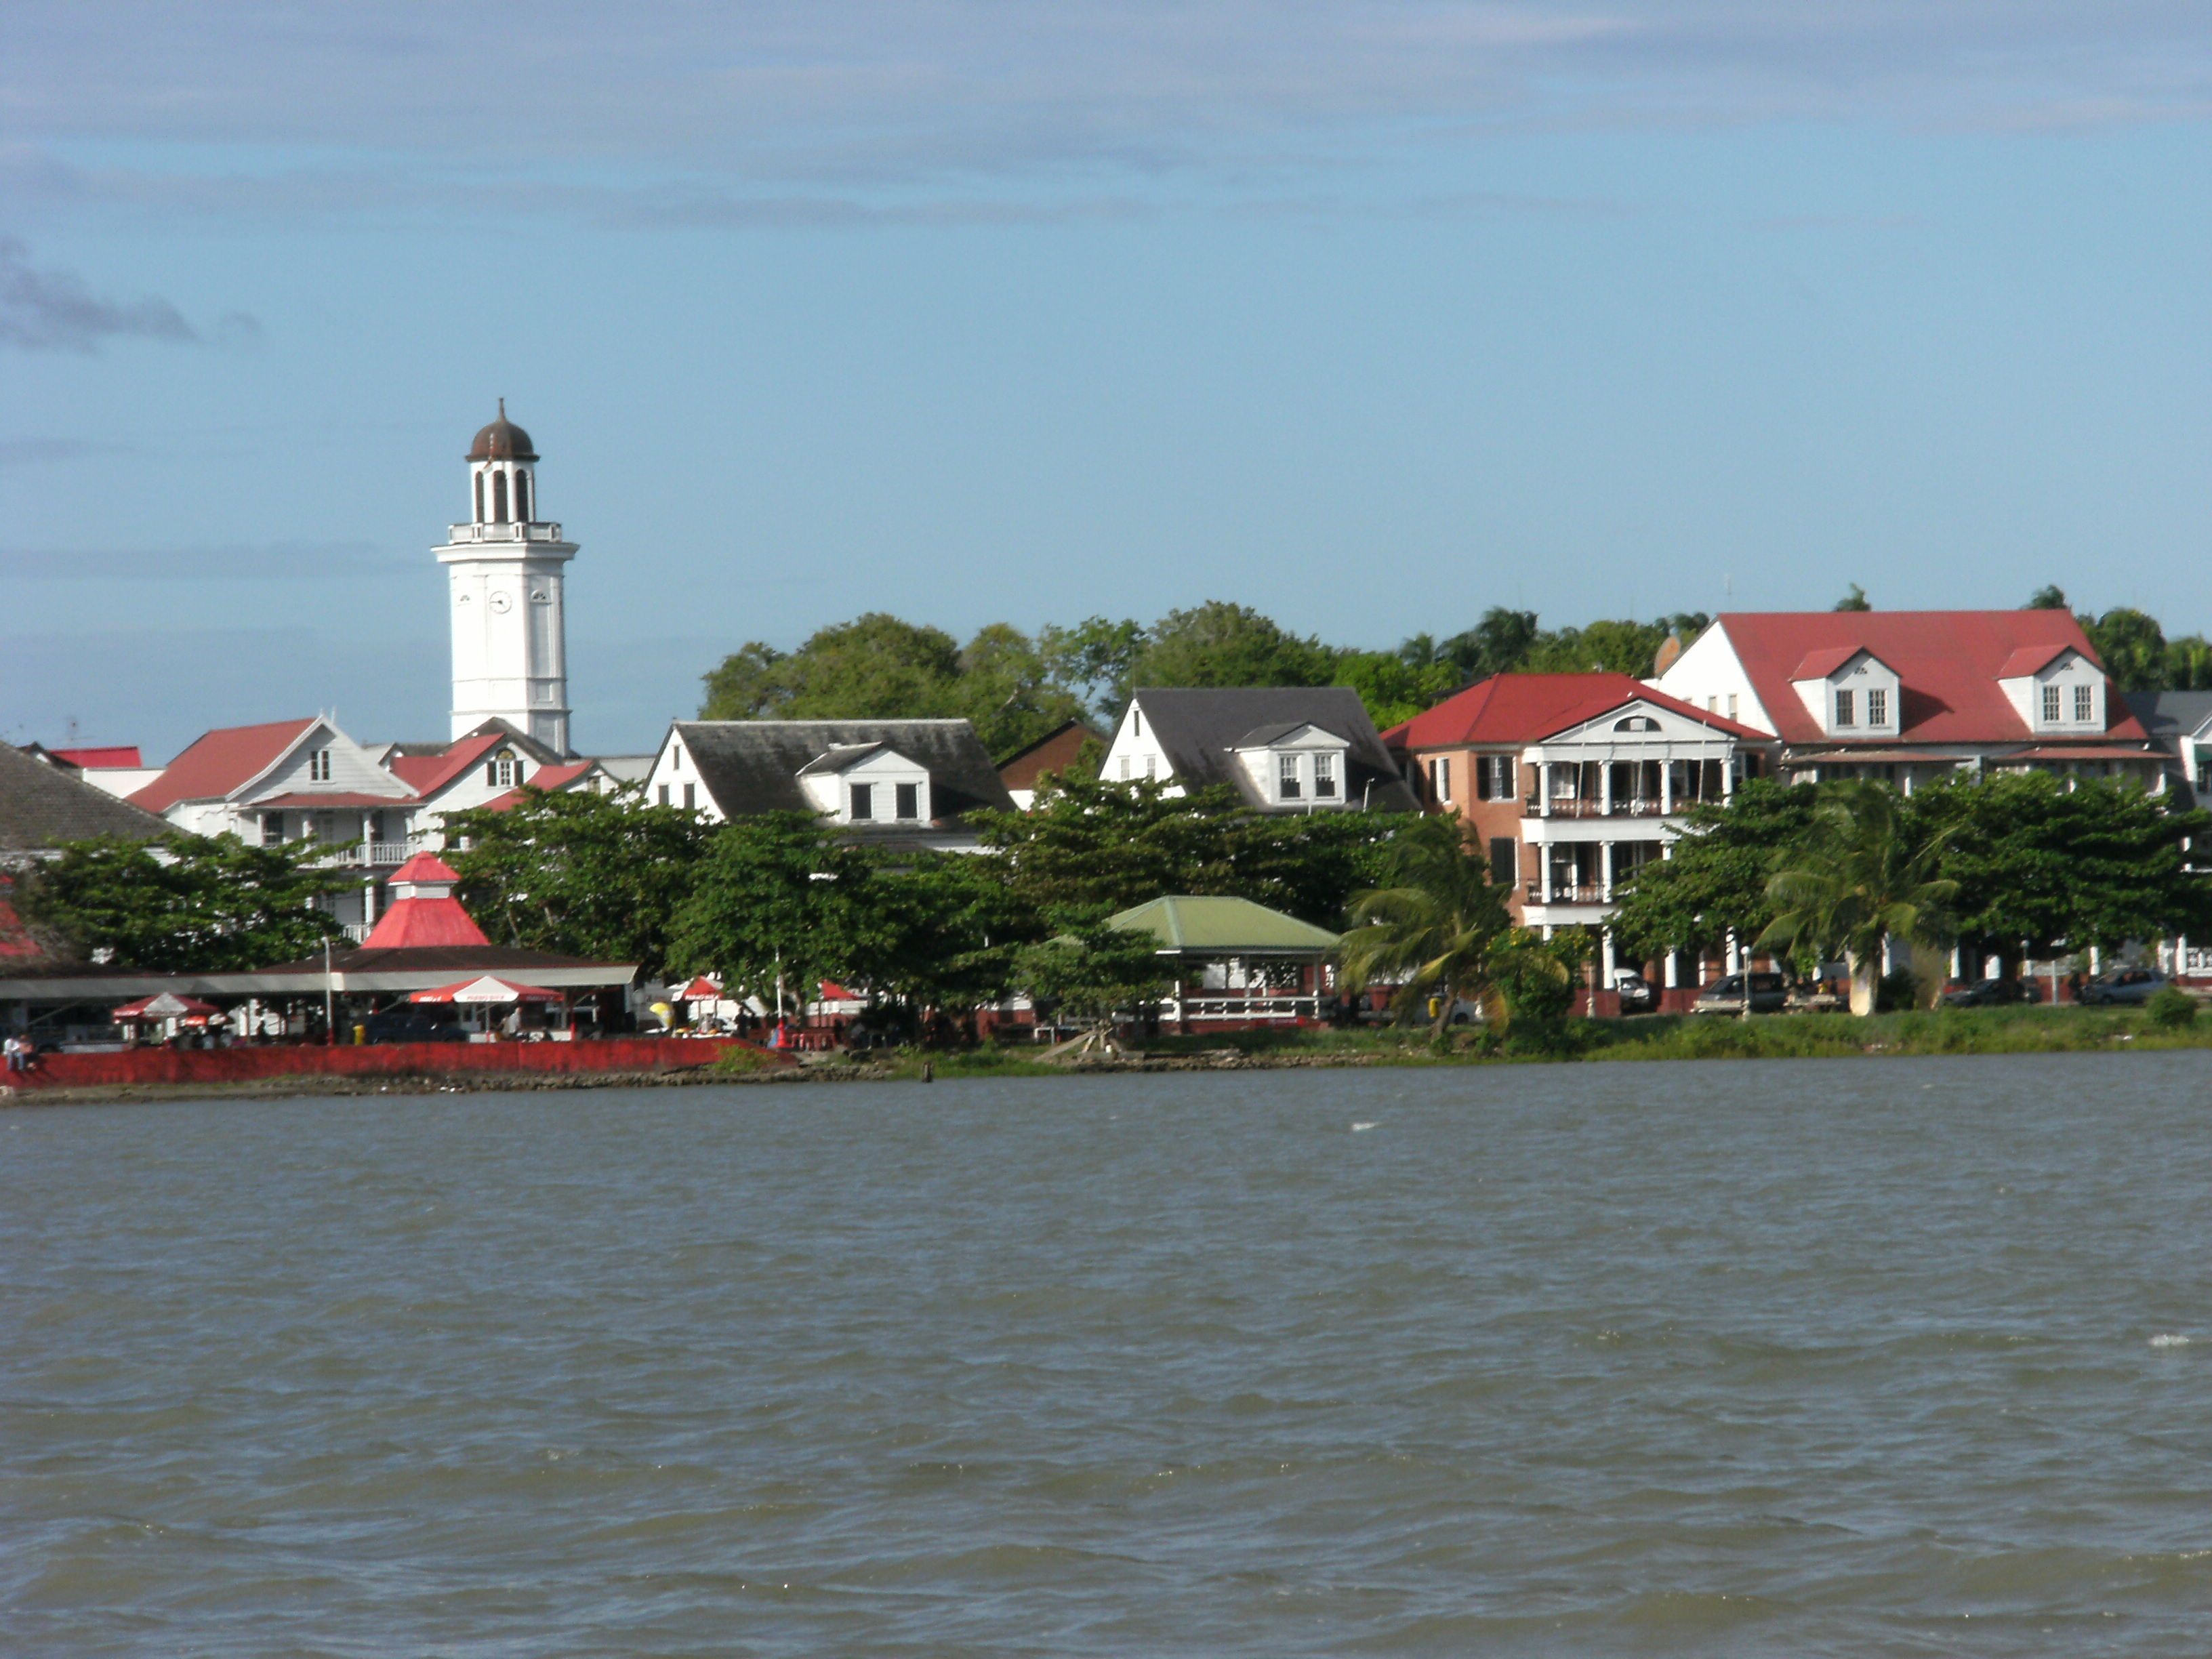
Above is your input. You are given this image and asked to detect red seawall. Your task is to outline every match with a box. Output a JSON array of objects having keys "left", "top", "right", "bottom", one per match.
[{"left": 10, "top": 1037, "right": 781, "bottom": 1092}]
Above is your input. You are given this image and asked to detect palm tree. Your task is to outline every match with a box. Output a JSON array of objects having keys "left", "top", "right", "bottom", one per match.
[
  {"left": 1756, "top": 781, "right": 1955, "bottom": 1016},
  {"left": 1338, "top": 817, "right": 1568, "bottom": 1036}
]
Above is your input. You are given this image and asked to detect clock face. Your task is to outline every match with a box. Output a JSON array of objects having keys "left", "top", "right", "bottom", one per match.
[{"left": 489, "top": 591, "right": 512, "bottom": 615}]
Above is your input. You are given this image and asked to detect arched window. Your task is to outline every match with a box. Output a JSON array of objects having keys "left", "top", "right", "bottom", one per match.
[
  {"left": 492, "top": 471, "right": 509, "bottom": 523},
  {"left": 1612, "top": 716, "right": 1662, "bottom": 733},
  {"left": 474, "top": 471, "right": 485, "bottom": 523},
  {"left": 514, "top": 471, "right": 531, "bottom": 522}
]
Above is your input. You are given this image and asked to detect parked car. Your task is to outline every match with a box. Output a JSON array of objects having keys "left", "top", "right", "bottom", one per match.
[
  {"left": 1612, "top": 971, "right": 1657, "bottom": 1013},
  {"left": 1692, "top": 972, "right": 1789, "bottom": 1015},
  {"left": 1940, "top": 976, "right": 2039, "bottom": 1008},
  {"left": 2078, "top": 966, "right": 2168, "bottom": 1006},
  {"left": 361, "top": 1011, "right": 470, "bottom": 1044}
]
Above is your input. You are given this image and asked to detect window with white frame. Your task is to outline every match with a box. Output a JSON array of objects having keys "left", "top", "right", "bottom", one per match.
[
  {"left": 1313, "top": 752, "right": 1338, "bottom": 798},
  {"left": 1279, "top": 754, "right": 1303, "bottom": 800},
  {"left": 1431, "top": 757, "right": 1451, "bottom": 802},
  {"left": 1866, "top": 688, "right": 1888, "bottom": 727},
  {"left": 2043, "top": 684, "right": 2062, "bottom": 723},
  {"left": 2074, "top": 684, "right": 2094, "bottom": 722},
  {"left": 485, "top": 750, "right": 516, "bottom": 787},
  {"left": 262, "top": 813, "right": 285, "bottom": 846},
  {"left": 850, "top": 782, "right": 874, "bottom": 821},
  {"left": 896, "top": 782, "right": 920, "bottom": 820},
  {"left": 1834, "top": 689, "right": 1856, "bottom": 728},
  {"left": 308, "top": 747, "right": 332, "bottom": 781}
]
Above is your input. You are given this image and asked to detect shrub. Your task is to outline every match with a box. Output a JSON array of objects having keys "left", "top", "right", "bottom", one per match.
[{"left": 2145, "top": 986, "right": 2198, "bottom": 1029}]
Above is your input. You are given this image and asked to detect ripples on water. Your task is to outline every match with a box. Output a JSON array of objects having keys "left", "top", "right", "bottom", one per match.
[{"left": 7, "top": 1056, "right": 2212, "bottom": 1655}]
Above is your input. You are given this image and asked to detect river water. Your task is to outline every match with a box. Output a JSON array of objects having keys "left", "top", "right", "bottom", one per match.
[{"left": 7, "top": 1057, "right": 2212, "bottom": 1656}]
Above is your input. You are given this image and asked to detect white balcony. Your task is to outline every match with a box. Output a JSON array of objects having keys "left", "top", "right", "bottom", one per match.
[{"left": 443, "top": 521, "right": 567, "bottom": 544}]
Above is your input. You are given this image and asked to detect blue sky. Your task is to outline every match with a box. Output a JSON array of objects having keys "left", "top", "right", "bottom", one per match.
[{"left": 5, "top": 3, "right": 2212, "bottom": 758}]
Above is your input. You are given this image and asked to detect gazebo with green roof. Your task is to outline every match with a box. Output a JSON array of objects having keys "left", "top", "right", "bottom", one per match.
[{"left": 1101, "top": 895, "right": 1342, "bottom": 1032}]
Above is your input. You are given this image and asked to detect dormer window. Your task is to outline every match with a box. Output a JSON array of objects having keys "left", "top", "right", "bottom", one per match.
[
  {"left": 1866, "top": 689, "right": 1887, "bottom": 727},
  {"left": 896, "top": 782, "right": 920, "bottom": 820},
  {"left": 1835, "top": 690, "right": 1856, "bottom": 728},
  {"left": 485, "top": 750, "right": 516, "bottom": 787},
  {"left": 850, "top": 783, "right": 874, "bottom": 821},
  {"left": 2074, "top": 684, "right": 2093, "bottom": 722},
  {"left": 1314, "top": 753, "right": 1338, "bottom": 799},
  {"left": 1279, "top": 754, "right": 1303, "bottom": 800},
  {"left": 2043, "top": 684, "right": 2061, "bottom": 723}
]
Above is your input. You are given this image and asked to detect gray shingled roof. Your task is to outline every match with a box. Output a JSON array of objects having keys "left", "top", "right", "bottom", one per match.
[
  {"left": 2126, "top": 690, "right": 2212, "bottom": 741},
  {"left": 1129, "top": 687, "right": 1421, "bottom": 813},
  {"left": 673, "top": 720, "right": 1016, "bottom": 825},
  {"left": 0, "top": 743, "right": 169, "bottom": 855}
]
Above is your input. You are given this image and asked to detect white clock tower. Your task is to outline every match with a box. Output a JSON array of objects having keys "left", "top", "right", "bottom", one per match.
[{"left": 434, "top": 403, "right": 577, "bottom": 754}]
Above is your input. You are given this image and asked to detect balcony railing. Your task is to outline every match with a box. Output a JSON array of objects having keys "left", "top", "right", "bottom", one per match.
[
  {"left": 443, "top": 520, "right": 566, "bottom": 544},
  {"left": 341, "top": 923, "right": 371, "bottom": 943},
  {"left": 1526, "top": 881, "right": 1605, "bottom": 905},
  {"left": 1523, "top": 795, "right": 1673, "bottom": 819}
]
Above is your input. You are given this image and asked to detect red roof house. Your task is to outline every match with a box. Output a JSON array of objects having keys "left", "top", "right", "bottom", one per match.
[{"left": 1653, "top": 611, "right": 2160, "bottom": 785}]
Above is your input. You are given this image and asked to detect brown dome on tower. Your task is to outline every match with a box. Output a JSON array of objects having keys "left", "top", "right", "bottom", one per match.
[{"left": 467, "top": 398, "right": 537, "bottom": 462}]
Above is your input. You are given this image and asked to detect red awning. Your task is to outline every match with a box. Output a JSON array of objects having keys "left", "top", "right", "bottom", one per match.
[{"left": 408, "top": 975, "right": 563, "bottom": 1004}]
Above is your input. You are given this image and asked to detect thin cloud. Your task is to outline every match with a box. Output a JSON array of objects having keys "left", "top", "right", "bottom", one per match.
[
  {"left": 0, "top": 237, "right": 261, "bottom": 352},
  {"left": 0, "top": 541, "right": 407, "bottom": 581},
  {"left": 0, "top": 436, "right": 134, "bottom": 468}
]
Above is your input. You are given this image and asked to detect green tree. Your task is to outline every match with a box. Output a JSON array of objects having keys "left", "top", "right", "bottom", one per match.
[
  {"left": 1330, "top": 649, "right": 1460, "bottom": 730},
  {"left": 1013, "top": 923, "right": 1174, "bottom": 1034},
  {"left": 953, "top": 623, "right": 1088, "bottom": 756},
  {"left": 973, "top": 776, "right": 1394, "bottom": 928},
  {"left": 1914, "top": 772, "right": 2212, "bottom": 968},
  {"left": 2080, "top": 606, "right": 2169, "bottom": 693},
  {"left": 1608, "top": 780, "right": 1821, "bottom": 966},
  {"left": 1128, "top": 601, "right": 1339, "bottom": 691},
  {"left": 1520, "top": 618, "right": 1674, "bottom": 676},
  {"left": 862, "top": 851, "right": 1033, "bottom": 1019},
  {"left": 444, "top": 787, "right": 711, "bottom": 977},
  {"left": 1835, "top": 583, "right": 1872, "bottom": 612},
  {"left": 1336, "top": 815, "right": 1548, "bottom": 1037},
  {"left": 2025, "top": 585, "right": 2069, "bottom": 610},
  {"left": 1756, "top": 781, "right": 1957, "bottom": 1015},
  {"left": 17, "top": 833, "right": 349, "bottom": 971},
  {"left": 699, "top": 613, "right": 966, "bottom": 721},
  {"left": 664, "top": 813, "right": 878, "bottom": 1014},
  {"left": 1038, "top": 615, "right": 1147, "bottom": 723},
  {"left": 1437, "top": 607, "right": 1540, "bottom": 680}
]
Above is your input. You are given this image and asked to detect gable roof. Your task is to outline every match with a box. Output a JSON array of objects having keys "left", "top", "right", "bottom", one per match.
[
  {"left": 996, "top": 719, "right": 1101, "bottom": 792},
  {"left": 129, "top": 718, "right": 319, "bottom": 813},
  {"left": 1790, "top": 644, "right": 1873, "bottom": 681},
  {"left": 388, "top": 731, "right": 506, "bottom": 798},
  {"left": 0, "top": 743, "right": 169, "bottom": 854},
  {"left": 1708, "top": 611, "right": 2147, "bottom": 747},
  {"left": 1996, "top": 641, "right": 2076, "bottom": 678},
  {"left": 1129, "top": 687, "right": 1419, "bottom": 812},
  {"left": 1383, "top": 673, "right": 1769, "bottom": 750},
  {"left": 479, "top": 760, "right": 600, "bottom": 813},
  {"left": 47, "top": 745, "right": 143, "bottom": 769},
  {"left": 672, "top": 720, "right": 1016, "bottom": 823}
]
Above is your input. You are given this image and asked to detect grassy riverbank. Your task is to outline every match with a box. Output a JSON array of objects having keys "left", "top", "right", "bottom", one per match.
[{"left": 851, "top": 1003, "right": 2212, "bottom": 1078}]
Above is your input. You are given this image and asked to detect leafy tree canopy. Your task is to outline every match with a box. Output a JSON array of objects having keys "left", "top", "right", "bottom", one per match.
[
  {"left": 17, "top": 833, "right": 349, "bottom": 972},
  {"left": 1912, "top": 772, "right": 2212, "bottom": 956},
  {"left": 1129, "top": 600, "right": 1341, "bottom": 692},
  {"left": 974, "top": 775, "right": 1397, "bottom": 928},
  {"left": 1835, "top": 583, "right": 1872, "bottom": 612},
  {"left": 443, "top": 787, "right": 712, "bottom": 978},
  {"left": 1607, "top": 779, "right": 1822, "bottom": 962}
]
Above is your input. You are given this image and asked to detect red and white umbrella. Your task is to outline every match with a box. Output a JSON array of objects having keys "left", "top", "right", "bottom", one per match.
[
  {"left": 112, "top": 991, "right": 221, "bottom": 1023},
  {"left": 674, "top": 976, "right": 722, "bottom": 1002},
  {"left": 409, "top": 975, "right": 562, "bottom": 1005}
]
